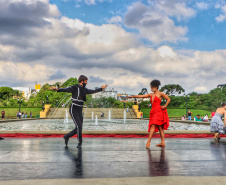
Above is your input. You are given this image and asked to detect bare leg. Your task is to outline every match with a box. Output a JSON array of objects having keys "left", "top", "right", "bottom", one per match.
[
  {"left": 218, "top": 133, "right": 221, "bottom": 140},
  {"left": 146, "top": 125, "right": 156, "bottom": 148},
  {"left": 156, "top": 125, "right": 165, "bottom": 147},
  {"left": 214, "top": 133, "right": 219, "bottom": 141}
]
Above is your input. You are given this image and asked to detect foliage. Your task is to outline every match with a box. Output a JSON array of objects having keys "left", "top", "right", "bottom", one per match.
[
  {"left": 141, "top": 108, "right": 211, "bottom": 118},
  {"left": 0, "top": 87, "right": 22, "bottom": 100},
  {"left": 160, "top": 84, "right": 185, "bottom": 95},
  {"left": 0, "top": 108, "right": 42, "bottom": 118},
  {"left": 1, "top": 77, "right": 226, "bottom": 113},
  {"left": 138, "top": 88, "right": 148, "bottom": 95},
  {"left": 61, "top": 77, "right": 78, "bottom": 88}
]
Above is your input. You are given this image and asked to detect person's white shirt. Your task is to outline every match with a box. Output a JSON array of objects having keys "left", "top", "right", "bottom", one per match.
[{"left": 203, "top": 115, "right": 208, "bottom": 121}]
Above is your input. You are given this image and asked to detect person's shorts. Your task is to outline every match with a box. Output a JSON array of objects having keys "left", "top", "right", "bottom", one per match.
[{"left": 2, "top": 115, "right": 4, "bottom": 119}]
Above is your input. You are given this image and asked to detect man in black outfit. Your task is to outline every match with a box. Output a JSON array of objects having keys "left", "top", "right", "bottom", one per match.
[{"left": 50, "top": 75, "right": 108, "bottom": 148}]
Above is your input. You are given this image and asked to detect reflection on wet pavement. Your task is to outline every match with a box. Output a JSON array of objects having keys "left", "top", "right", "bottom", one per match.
[{"left": 0, "top": 138, "right": 226, "bottom": 180}]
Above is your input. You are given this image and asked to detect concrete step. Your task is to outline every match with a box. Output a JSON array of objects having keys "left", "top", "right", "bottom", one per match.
[{"left": 47, "top": 108, "right": 137, "bottom": 119}]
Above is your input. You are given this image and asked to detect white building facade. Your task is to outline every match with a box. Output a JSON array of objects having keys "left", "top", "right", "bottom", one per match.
[
  {"left": 92, "top": 88, "right": 118, "bottom": 99},
  {"left": 12, "top": 87, "right": 32, "bottom": 100}
]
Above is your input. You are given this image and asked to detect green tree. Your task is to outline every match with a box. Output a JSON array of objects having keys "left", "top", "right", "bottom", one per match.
[
  {"left": 138, "top": 88, "right": 148, "bottom": 95},
  {"left": 0, "top": 87, "right": 15, "bottom": 100},
  {"left": 61, "top": 77, "right": 78, "bottom": 88},
  {"left": 160, "top": 84, "right": 185, "bottom": 95},
  {"left": 139, "top": 100, "right": 150, "bottom": 108}
]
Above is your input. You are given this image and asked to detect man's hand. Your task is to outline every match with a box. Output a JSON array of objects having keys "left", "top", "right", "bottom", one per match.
[
  {"left": 102, "top": 84, "right": 108, "bottom": 89},
  {"left": 50, "top": 86, "right": 58, "bottom": 90}
]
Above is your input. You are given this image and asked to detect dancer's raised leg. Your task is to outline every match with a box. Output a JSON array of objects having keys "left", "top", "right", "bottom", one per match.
[
  {"left": 156, "top": 125, "right": 165, "bottom": 147},
  {"left": 146, "top": 124, "right": 156, "bottom": 148}
]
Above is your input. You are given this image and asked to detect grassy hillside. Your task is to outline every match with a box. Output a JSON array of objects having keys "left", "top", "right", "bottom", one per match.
[
  {"left": 0, "top": 107, "right": 212, "bottom": 119},
  {"left": 0, "top": 108, "right": 42, "bottom": 118},
  {"left": 141, "top": 108, "right": 211, "bottom": 118}
]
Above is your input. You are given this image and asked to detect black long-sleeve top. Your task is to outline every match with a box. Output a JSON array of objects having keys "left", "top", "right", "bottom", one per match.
[{"left": 57, "top": 84, "right": 103, "bottom": 107}]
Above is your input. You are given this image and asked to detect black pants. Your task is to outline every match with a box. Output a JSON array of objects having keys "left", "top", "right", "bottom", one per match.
[{"left": 66, "top": 104, "right": 83, "bottom": 143}]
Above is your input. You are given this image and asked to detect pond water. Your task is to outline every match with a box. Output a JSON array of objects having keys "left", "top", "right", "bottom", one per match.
[{"left": 0, "top": 119, "right": 210, "bottom": 131}]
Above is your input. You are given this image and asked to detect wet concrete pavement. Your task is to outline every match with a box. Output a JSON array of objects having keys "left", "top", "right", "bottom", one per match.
[{"left": 0, "top": 138, "right": 226, "bottom": 180}]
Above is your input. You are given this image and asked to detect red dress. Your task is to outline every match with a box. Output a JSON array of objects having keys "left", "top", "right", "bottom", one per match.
[{"left": 148, "top": 96, "right": 169, "bottom": 133}]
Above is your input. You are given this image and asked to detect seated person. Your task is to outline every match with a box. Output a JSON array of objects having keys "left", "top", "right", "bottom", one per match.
[
  {"left": 203, "top": 114, "right": 209, "bottom": 122},
  {"left": 195, "top": 114, "right": 202, "bottom": 121},
  {"left": 181, "top": 115, "right": 186, "bottom": 120}
]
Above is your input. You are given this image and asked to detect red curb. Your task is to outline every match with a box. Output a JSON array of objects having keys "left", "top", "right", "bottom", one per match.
[{"left": 0, "top": 133, "right": 221, "bottom": 138}]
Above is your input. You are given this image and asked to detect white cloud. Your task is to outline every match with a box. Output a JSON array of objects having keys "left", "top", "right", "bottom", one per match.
[
  {"left": 196, "top": 2, "right": 209, "bottom": 10},
  {"left": 75, "top": 0, "right": 112, "bottom": 6},
  {"left": 108, "top": 16, "right": 122, "bottom": 24},
  {"left": 155, "top": 0, "right": 195, "bottom": 21},
  {"left": 0, "top": 0, "right": 226, "bottom": 94},
  {"left": 216, "top": 5, "right": 226, "bottom": 22},
  {"left": 157, "top": 46, "right": 177, "bottom": 58},
  {"left": 85, "top": 0, "right": 96, "bottom": 5},
  {"left": 123, "top": 1, "right": 191, "bottom": 44},
  {"left": 193, "top": 86, "right": 208, "bottom": 92},
  {"left": 0, "top": 61, "right": 54, "bottom": 84}
]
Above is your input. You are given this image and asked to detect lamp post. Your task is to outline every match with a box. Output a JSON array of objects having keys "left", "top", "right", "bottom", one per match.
[
  {"left": 138, "top": 103, "right": 141, "bottom": 112},
  {"left": 0, "top": 93, "right": 3, "bottom": 140},
  {"left": 46, "top": 95, "right": 49, "bottom": 104},
  {"left": 17, "top": 98, "right": 22, "bottom": 112},
  {"left": 134, "top": 98, "right": 137, "bottom": 105},
  {"left": 42, "top": 100, "right": 45, "bottom": 111},
  {"left": 184, "top": 94, "right": 190, "bottom": 118}
]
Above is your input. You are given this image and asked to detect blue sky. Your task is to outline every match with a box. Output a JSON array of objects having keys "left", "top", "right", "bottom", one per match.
[{"left": 50, "top": 0, "right": 226, "bottom": 51}]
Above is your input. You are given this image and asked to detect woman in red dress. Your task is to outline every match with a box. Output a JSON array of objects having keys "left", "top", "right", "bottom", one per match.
[{"left": 127, "top": 79, "right": 171, "bottom": 148}]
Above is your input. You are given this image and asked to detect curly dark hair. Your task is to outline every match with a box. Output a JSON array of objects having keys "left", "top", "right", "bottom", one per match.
[
  {"left": 222, "top": 102, "right": 226, "bottom": 107},
  {"left": 150, "top": 79, "right": 161, "bottom": 89}
]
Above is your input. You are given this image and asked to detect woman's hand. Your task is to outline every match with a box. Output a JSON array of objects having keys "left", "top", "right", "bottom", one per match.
[
  {"left": 161, "top": 106, "right": 166, "bottom": 110},
  {"left": 50, "top": 86, "right": 58, "bottom": 90}
]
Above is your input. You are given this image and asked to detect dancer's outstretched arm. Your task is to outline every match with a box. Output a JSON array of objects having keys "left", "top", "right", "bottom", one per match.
[
  {"left": 127, "top": 94, "right": 150, "bottom": 99},
  {"left": 50, "top": 86, "right": 75, "bottom": 93},
  {"left": 86, "top": 84, "right": 108, "bottom": 94}
]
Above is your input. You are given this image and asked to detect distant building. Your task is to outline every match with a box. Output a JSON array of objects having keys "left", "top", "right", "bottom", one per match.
[
  {"left": 91, "top": 88, "right": 117, "bottom": 99},
  {"left": 117, "top": 93, "right": 129, "bottom": 101},
  {"left": 126, "top": 97, "right": 149, "bottom": 103},
  {"left": 31, "top": 89, "right": 38, "bottom": 96},
  {"left": 12, "top": 87, "right": 31, "bottom": 100},
  {"left": 35, "top": 82, "right": 41, "bottom": 92},
  {"left": 217, "top": 84, "right": 226, "bottom": 89}
]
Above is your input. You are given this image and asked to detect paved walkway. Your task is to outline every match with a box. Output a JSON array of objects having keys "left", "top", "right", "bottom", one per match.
[
  {"left": 0, "top": 138, "right": 226, "bottom": 184},
  {"left": 1, "top": 177, "right": 226, "bottom": 185}
]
